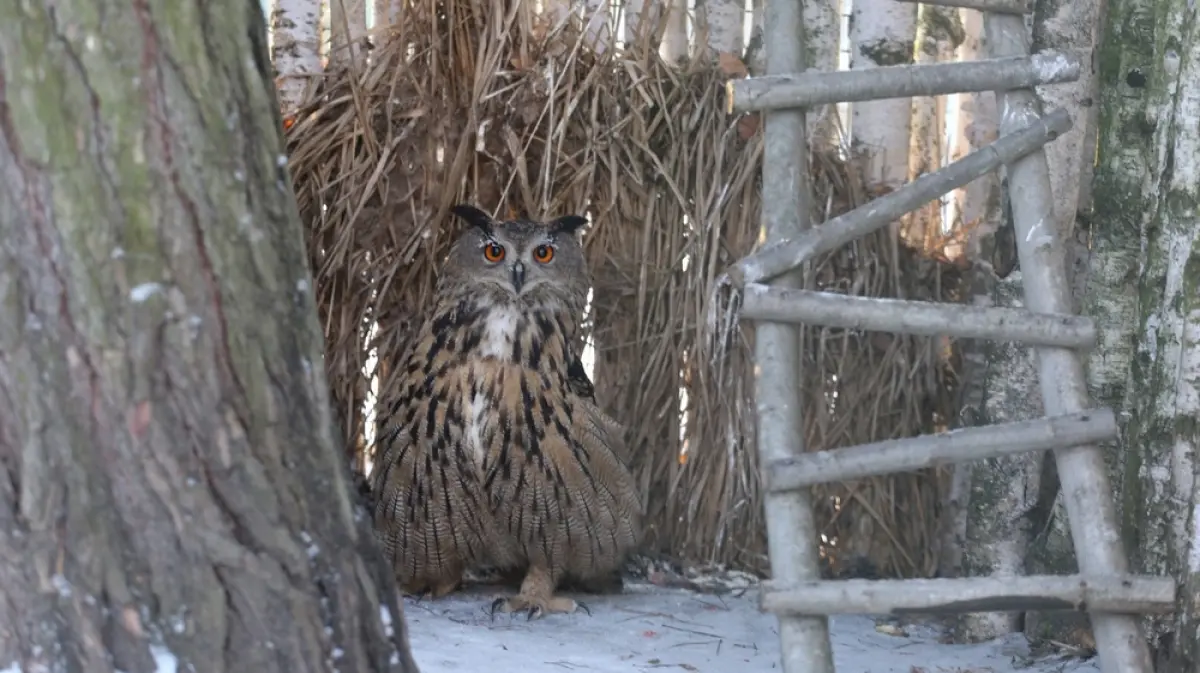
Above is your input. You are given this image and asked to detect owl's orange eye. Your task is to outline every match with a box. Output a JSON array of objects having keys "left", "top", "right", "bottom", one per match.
[
  {"left": 533, "top": 244, "right": 555, "bottom": 263},
  {"left": 483, "top": 242, "right": 506, "bottom": 263}
]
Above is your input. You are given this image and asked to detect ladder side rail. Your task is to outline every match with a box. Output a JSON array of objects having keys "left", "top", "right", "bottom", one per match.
[
  {"left": 753, "top": 0, "right": 834, "bottom": 668},
  {"left": 984, "top": 11, "right": 1154, "bottom": 673}
]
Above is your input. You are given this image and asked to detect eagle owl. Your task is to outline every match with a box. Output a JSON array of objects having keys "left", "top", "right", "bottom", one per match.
[{"left": 371, "top": 204, "right": 643, "bottom": 619}]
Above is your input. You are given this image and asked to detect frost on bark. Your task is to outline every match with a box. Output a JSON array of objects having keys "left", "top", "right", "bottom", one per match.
[
  {"left": 0, "top": 2, "right": 418, "bottom": 672},
  {"left": 1095, "top": 0, "right": 1200, "bottom": 664},
  {"left": 849, "top": 0, "right": 917, "bottom": 189},
  {"left": 272, "top": 0, "right": 323, "bottom": 115},
  {"left": 905, "top": 3, "right": 964, "bottom": 248}
]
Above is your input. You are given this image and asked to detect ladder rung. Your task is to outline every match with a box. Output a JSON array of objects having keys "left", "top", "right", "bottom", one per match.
[
  {"left": 761, "top": 575, "right": 1176, "bottom": 616},
  {"left": 727, "top": 52, "right": 1079, "bottom": 113},
  {"left": 723, "top": 108, "right": 1072, "bottom": 288},
  {"left": 893, "top": 0, "right": 1031, "bottom": 15},
  {"left": 766, "top": 409, "right": 1116, "bottom": 491},
  {"left": 741, "top": 286, "right": 1096, "bottom": 348}
]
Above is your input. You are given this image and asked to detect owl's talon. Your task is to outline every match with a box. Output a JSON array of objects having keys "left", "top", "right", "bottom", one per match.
[
  {"left": 488, "top": 597, "right": 507, "bottom": 619},
  {"left": 577, "top": 600, "right": 592, "bottom": 616},
  {"left": 526, "top": 605, "right": 543, "bottom": 621}
]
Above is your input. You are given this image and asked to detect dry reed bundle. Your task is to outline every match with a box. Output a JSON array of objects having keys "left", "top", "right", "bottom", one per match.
[{"left": 283, "top": 0, "right": 959, "bottom": 579}]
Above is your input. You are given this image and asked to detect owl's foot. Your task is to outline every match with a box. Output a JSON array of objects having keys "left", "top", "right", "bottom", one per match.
[
  {"left": 489, "top": 594, "right": 590, "bottom": 620},
  {"left": 487, "top": 564, "right": 590, "bottom": 620},
  {"left": 401, "top": 576, "right": 462, "bottom": 602}
]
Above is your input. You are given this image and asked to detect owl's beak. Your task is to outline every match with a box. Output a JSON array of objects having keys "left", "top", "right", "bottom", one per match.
[{"left": 510, "top": 262, "right": 526, "bottom": 293}]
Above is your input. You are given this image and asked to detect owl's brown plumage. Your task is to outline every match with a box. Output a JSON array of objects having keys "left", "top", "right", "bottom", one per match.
[{"left": 371, "top": 205, "right": 643, "bottom": 617}]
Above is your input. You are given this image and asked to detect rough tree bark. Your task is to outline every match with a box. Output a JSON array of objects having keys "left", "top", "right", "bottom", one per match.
[
  {"left": 1093, "top": 0, "right": 1200, "bottom": 666},
  {"left": 0, "top": 2, "right": 419, "bottom": 672}
]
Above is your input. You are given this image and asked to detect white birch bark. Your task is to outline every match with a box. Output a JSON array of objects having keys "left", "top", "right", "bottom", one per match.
[
  {"left": 696, "top": 0, "right": 746, "bottom": 55},
  {"left": 948, "top": 9, "right": 1000, "bottom": 255},
  {"left": 623, "top": 0, "right": 664, "bottom": 47},
  {"left": 848, "top": 0, "right": 917, "bottom": 188},
  {"left": 330, "top": 0, "right": 369, "bottom": 64},
  {"left": 1030, "top": 0, "right": 1101, "bottom": 243},
  {"left": 272, "top": 0, "right": 323, "bottom": 115},
  {"left": 659, "top": 0, "right": 691, "bottom": 62},
  {"left": 1110, "top": 0, "right": 1200, "bottom": 660},
  {"left": 956, "top": 275, "right": 1046, "bottom": 642},
  {"left": 372, "top": 0, "right": 401, "bottom": 28},
  {"left": 905, "top": 4, "right": 963, "bottom": 247}
]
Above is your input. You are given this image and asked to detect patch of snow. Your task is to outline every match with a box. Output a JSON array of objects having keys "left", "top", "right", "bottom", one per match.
[
  {"left": 400, "top": 582, "right": 1100, "bottom": 672},
  {"left": 130, "top": 283, "right": 164, "bottom": 303},
  {"left": 150, "top": 644, "right": 178, "bottom": 672}
]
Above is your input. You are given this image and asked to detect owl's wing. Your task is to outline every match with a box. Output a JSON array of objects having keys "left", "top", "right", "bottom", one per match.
[
  {"left": 566, "top": 354, "right": 596, "bottom": 401},
  {"left": 370, "top": 421, "right": 497, "bottom": 583}
]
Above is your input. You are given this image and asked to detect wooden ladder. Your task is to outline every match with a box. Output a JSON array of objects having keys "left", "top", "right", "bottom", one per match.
[{"left": 724, "top": 0, "right": 1169, "bottom": 671}]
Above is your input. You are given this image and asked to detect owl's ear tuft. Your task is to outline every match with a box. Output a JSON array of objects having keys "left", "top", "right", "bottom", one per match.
[
  {"left": 450, "top": 204, "right": 495, "bottom": 236},
  {"left": 548, "top": 214, "right": 589, "bottom": 235}
]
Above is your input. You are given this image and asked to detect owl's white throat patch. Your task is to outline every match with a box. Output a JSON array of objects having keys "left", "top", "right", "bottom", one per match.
[{"left": 479, "top": 305, "right": 521, "bottom": 359}]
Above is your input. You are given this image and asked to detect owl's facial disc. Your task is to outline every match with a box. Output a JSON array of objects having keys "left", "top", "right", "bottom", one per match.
[{"left": 510, "top": 261, "right": 526, "bottom": 293}]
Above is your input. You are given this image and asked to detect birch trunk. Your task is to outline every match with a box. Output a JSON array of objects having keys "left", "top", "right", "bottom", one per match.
[
  {"left": 1097, "top": 0, "right": 1200, "bottom": 663},
  {"left": 955, "top": 274, "right": 1047, "bottom": 642},
  {"left": 0, "top": 2, "right": 418, "bottom": 671},
  {"left": 947, "top": 10, "right": 1000, "bottom": 250},
  {"left": 659, "top": 0, "right": 691, "bottom": 62},
  {"left": 747, "top": 0, "right": 839, "bottom": 135},
  {"left": 697, "top": 0, "right": 745, "bottom": 55},
  {"left": 373, "top": 0, "right": 402, "bottom": 28},
  {"left": 330, "top": 0, "right": 369, "bottom": 64},
  {"left": 849, "top": 0, "right": 917, "bottom": 188},
  {"left": 905, "top": 4, "right": 964, "bottom": 248},
  {"left": 272, "top": 0, "right": 324, "bottom": 115}
]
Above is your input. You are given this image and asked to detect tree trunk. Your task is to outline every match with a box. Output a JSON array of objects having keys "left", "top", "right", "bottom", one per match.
[
  {"left": 272, "top": 0, "right": 324, "bottom": 115},
  {"left": 1092, "top": 0, "right": 1200, "bottom": 665},
  {"left": 849, "top": 0, "right": 917, "bottom": 190},
  {"left": 905, "top": 3, "right": 964, "bottom": 248},
  {"left": 1091, "top": 0, "right": 1200, "bottom": 666},
  {"left": 330, "top": 0, "right": 369, "bottom": 65},
  {"left": 0, "top": 2, "right": 418, "bottom": 672}
]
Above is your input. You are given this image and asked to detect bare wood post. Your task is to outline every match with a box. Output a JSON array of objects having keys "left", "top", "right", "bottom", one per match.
[
  {"left": 725, "top": 108, "right": 1071, "bottom": 287},
  {"left": 728, "top": 52, "right": 1081, "bottom": 112},
  {"left": 766, "top": 409, "right": 1117, "bottom": 490},
  {"left": 892, "top": 0, "right": 1032, "bottom": 13},
  {"left": 985, "top": 11, "right": 1154, "bottom": 673},
  {"left": 741, "top": 285, "right": 1097, "bottom": 348},
  {"left": 754, "top": 0, "right": 834, "bottom": 666},
  {"left": 762, "top": 575, "right": 1177, "bottom": 616}
]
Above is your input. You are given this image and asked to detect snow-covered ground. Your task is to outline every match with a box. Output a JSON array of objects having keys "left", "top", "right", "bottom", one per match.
[{"left": 404, "top": 580, "right": 1101, "bottom": 673}]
